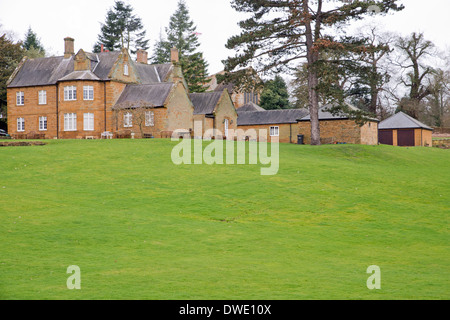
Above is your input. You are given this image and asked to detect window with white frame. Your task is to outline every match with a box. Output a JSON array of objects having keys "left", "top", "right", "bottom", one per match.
[
  {"left": 124, "top": 112, "right": 132, "bottom": 127},
  {"left": 124, "top": 64, "right": 129, "bottom": 76},
  {"left": 16, "top": 92, "right": 24, "bottom": 106},
  {"left": 38, "top": 90, "right": 47, "bottom": 105},
  {"left": 83, "top": 86, "right": 94, "bottom": 101},
  {"left": 270, "top": 126, "right": 279, "bottom": 137},
  {"left": 83, "top": 113, "right": 94, "bottom": 131},
  {"left": 64, "top": 86, "right": 77, "bottom": 101},
  {"left": 39, "top": 116, "right": 47, "bottom": 131},
  {"left": 64, "top": 113, "right": 77, "bottom": 131},
  {"left": 17, "top": 118, "right": 25, "bottom": 132},
  {"left": 145, "top": 111, "right": 154, "bottom": 127}
]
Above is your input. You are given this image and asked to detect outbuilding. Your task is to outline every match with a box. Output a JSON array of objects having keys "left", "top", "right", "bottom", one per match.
[{"left": 378, "top": 112, "right": 433, "bottom": 147}]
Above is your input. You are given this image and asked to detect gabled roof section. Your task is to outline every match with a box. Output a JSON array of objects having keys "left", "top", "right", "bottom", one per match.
[
  {"left": 90, "top": 51, "right": 121, "bottom": 80},
  {"left": 238, "top": 109, "right": 309, "bottom": 126},
  {"left": 190, "top": 91, "right": 223, "bottom": 115},
  {"left": 58, "top": 70, "right": 101, "bottom": 82},
  {"left": 7, "top": 56, "right": 74, "bottom": 88},
  {"left": 379, "top": 111, "right": 433, "bottom": 130},
  {"left": 114, "top": 83, "right": 175, "bottom": 108},
  {"left": 135, "top": 63, "right": 173, "bottom": 84},
  {"left": 7, "top": 51, "right": 122, "bottom": 88},
  {"left": 238, "top": 102, "right": 265, "bottom": 112}
]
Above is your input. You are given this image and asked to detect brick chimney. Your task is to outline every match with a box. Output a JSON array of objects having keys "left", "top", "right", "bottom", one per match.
[
  {"left": 136, "top": 49, "right": 148, "bottom": 64},
  {"left": 64, "top": 37, "right": 75, "bottom": 59},
  {"left": 171, "top": 47, "right": 179, "bottom": 63}
]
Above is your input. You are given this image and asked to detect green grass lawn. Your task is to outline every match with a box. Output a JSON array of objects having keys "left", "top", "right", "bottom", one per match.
[{"left": 0, "top": 139, "right": 449, "bottom": 300}]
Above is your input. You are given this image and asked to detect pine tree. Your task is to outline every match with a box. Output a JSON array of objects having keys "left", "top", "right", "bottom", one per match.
[
  {"left": 22, "top": 27, "right": 45, "bottom": 57},
  {"left": 94, "top": 1, "right": 149, "bottom": 54},
  {"left": 150, "top": 29, "right": 169, "bottom": 64},
  {"left": 223, "top": 0, "right": 404, "bottom": 145},
  {"left": 162, "top": 0, "right": 209, "bottom": 92},
  {"left": 260, "top": 76, "right": 291, "bottom": 110}
]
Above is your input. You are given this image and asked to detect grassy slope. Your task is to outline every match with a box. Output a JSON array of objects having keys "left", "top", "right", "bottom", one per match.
[{"left": 0, "top": 140, "right": 448, "bottom": 300}]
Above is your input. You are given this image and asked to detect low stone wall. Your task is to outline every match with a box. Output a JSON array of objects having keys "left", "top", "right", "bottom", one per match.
[{"left": 433, "top": 139, "right": 450, "bottom": 149}]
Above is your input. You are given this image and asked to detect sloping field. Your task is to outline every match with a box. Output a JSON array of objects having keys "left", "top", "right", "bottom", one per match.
[{"left": 0, "top": 140, "right": 448, "bottom": 299}]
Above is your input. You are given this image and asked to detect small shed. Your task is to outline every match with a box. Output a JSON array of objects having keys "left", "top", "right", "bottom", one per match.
[{"left": 378, "top": 112, "right": 433, "bottom": 147}]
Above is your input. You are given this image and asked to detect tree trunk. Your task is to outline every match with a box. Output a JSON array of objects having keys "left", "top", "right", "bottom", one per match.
[{"left": 303, "top": 0, "right": 321, "bottom": 145}]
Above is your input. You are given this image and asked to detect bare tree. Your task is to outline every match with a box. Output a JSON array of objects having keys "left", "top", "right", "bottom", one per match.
[{"left": 394, "top": 32, "right": 436, "bottom": 118}]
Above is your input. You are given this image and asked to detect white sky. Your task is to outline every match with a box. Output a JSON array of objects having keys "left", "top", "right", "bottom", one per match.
[{"left": 0, "top": 0, "right": 449, "bottom": 76}]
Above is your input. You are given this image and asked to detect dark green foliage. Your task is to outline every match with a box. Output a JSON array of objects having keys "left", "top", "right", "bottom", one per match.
[
  {"left": 223, "top": 0, "right": 404, "bottom": 143},
  {"left": 22, "top": 27, "right": 45, "bottom": 57},
  {"left": 0, "top": 35, "right": 25, "bottom": 130},
  {"left": 93, "top": 0, "right": 149, "bottom": 54},
  {"left": 152, "top": 0, "right": 209, "bottom": 92},
  {"left": 260, "top": 75, "right": 291, "bottom": 110}
]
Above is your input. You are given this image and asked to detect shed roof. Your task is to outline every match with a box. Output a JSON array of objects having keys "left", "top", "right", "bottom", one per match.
[
  {"left": 115, "top": 83, "right": 174, "bottom": 108},
  {"left": 237, "top": 109, "right": 309, "bottom": 126},
  {"left": 190, "top": 91, "right": 223, "bottom": 115},
  {"left": 379, "top": 111, "right": 433, "bottom": 130}
]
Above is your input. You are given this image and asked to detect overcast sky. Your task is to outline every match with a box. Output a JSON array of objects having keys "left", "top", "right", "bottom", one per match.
[{"left": 0, "top": 0, "right": 449, "bottom": 75}]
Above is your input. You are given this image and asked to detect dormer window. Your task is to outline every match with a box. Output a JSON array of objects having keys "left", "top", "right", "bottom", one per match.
[{"left": 124, "top": 64, "right": 129, "bottom": 76}]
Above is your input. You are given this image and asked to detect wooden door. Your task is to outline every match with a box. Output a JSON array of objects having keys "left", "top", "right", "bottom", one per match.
[
  {"left": 397, "top": 129, "right": 415, "bottom": 147},
  {"left": 379, "top": 130, "right": 393, "bottom": 145}
]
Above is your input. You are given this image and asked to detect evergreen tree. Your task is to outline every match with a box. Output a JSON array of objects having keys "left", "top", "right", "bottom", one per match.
[
  {"left": 162, "top": 0, "right": 209, "bottom": 92},
  {"left": 0, "top": 34, "right": 25, "bottom": 129},
  {"left": 94, "top": 1, "right": 149, "bottom": 54},
  {"left": 23, "top": 27, "right": 45, "bottom": 57},
  {"left": 260, "top": 75, "right": 291, "bottom": 110},
  {"left": 223, "top": 0, "right": 403, "bottom": 145},
  {"left": 150, "top": 29, "right": 169, "bottom": 64}
]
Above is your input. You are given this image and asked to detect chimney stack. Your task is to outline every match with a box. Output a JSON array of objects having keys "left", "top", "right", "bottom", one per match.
[
  {"left": 136, "top": 49, "right": 148, "bottom": 64},
  {"left": 64, "top": 37, "right": 75, "bottom": 59},
  {"left": 171, "top": 47, "right": 179, "bottom": 63}
]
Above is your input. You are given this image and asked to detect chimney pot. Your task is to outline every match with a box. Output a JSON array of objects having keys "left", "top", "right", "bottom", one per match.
[{"left": 64, "top": 37, "right": 75, "bottom": 59}]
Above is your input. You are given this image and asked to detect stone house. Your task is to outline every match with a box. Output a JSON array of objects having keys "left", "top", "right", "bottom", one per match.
[
  {"left": 236, "top": 103, "right": 379, "bottom": 145},
  {"left": 205, "top": 68, "right": 262, "bottom": 109},
  {"left": 237, "top": 109, "right": 309, "bottom": 143},
  {"left": 6, "top": 38, "right": 193, "bottom": 139},
  {"left": 190, "top": 90, "right": 238, "bottom": 139}
]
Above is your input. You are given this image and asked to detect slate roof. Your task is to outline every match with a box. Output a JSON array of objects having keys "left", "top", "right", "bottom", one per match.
[
  {"left": 114, "top": 83, "right": 174, "bottom": 108},
  {"left": 7, "top": 56, "right": 74, "bottom": 88},
  {"left": 135, "top": 63, "right": 173, "bottom": 84},
  {"left": 298, "top": 103, "right": 360, "bottom": 121},
  {"left": 237, "top": 109, "right": 309, "bottom": 126},
  {"left": 379, "top": 111, "right": 433, "bottom": 130},
  {"left": 58, "top": 70, "right": 101, "bottom": 82},
  {"left": 190, "top": 91, "right": 223, "bottom": 115},
  {"left": 7, "top": 51, "right": 171, "bottom": 87},
  {"left": 237, "top": 102, "right": 265, "bottom": 112}
]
